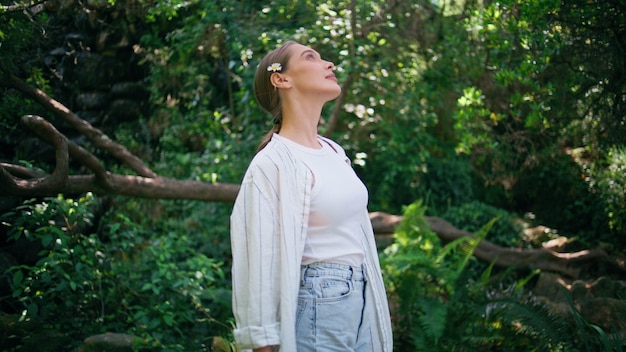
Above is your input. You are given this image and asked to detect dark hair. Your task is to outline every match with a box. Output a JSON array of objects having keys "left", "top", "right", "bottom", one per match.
[{"left": 253, "top": 41, "right": 298, "bottom": 151}]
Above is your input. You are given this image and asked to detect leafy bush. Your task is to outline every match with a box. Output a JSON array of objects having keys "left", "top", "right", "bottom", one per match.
[
  {"left": 593, "top": 147, "right": 626, "bottom": 242},
  {"left": 1, "top": 194, "right": 233, "bottom": 351},
  {"left": 102, "top": 211, "right": 232, "bottom": 351},
  {"left": 439, "top": 200, "right": 525, "bottom": 248},
  {"left": 420, "top": 154, "right": 474, "bottom": 215},
  {"left": 3, "top": 194, "right": 107, "bottom": 349}
]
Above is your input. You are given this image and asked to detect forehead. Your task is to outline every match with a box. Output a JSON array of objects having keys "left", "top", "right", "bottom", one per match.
[{"left": 288, "top": 43, "right": 319, "bottom": 58}]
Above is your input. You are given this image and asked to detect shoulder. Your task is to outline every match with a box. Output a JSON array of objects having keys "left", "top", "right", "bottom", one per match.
[
  {"left": 249, "top": 137, "right": 296, "bottom": 170},
  {"left": 236, "top": 137, "right": 312, "bottom": 205},
  {"left": 242, "top": 137, "right": 306, "bottom": 183}
]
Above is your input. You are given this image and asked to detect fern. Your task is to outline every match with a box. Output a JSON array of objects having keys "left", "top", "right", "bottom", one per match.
[
  {"left": 380, "top": 200, "right": 604, "bottom": 351},
  {"left": 381, "top": 200, "right": 499, "bottom": 350}
]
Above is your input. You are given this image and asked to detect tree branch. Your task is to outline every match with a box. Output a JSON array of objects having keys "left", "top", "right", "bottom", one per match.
[
  {"left": 0, "top": 115, "right": 240, "bottom": 202},
  {"left": 0, "top": 0, "right": 46, "bottom": 14},
  {"left": 1, "top": 70, "right": 158, "bottom": 178},
  {"left": 325, "top": 74, "right": 353, "bottom": 137},
  {"left": 0, "top": 163, "right": 47, "bottom": 179},
  {"left": 1, "top": 115, "right": 69, "bottom": 196}
]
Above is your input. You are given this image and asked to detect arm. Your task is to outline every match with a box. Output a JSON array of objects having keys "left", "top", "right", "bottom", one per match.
[{"left": 230, "top": 165, "right": 282, "bottom": 349}]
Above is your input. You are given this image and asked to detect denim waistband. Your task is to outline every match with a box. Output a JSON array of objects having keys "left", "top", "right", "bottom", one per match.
[{"left": 300, "top": 262, "right": 365, "bottom": 281}]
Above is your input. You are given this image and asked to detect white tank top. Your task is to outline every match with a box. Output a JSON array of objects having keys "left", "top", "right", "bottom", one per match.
[{"left": 273, "top": 134, "right": 367, "bottom": 266}]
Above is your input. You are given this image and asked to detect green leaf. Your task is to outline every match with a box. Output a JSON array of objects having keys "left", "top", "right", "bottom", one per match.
[
  {"left": 164, "top": 314, "right": 174, "bottom": 327},
  {"left": 12, "top": 270, "right": 23, "bottom": 287},
  {"left": 28, "top": 302, "right": 39, "bottom": 316},
  {"left": 41, "top": 234, "right": 53, "bottom": 247}
]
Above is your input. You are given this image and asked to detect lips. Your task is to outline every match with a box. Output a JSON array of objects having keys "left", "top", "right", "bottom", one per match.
[{"left": 326, "top": 74, "right": 337, "bottom": 81}]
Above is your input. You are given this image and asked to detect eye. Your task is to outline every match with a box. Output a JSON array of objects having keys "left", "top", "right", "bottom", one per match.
[{"left": 306, "top": 53, "right": 316, "bottom": 60}]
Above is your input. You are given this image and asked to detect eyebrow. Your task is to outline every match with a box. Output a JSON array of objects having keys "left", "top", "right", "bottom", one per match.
[{"left": 299, "top": 49, "right": 319, "bottom": 58}]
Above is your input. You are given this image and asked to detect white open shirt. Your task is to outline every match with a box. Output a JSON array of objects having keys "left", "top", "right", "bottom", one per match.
[{"left": 230, "top": 135, "right": 393, "bottom": 351}]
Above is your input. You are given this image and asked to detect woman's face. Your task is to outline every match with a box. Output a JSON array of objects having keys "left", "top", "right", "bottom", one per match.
[{"left": 282, "top": 43, "right": 341, "bottom": 101}]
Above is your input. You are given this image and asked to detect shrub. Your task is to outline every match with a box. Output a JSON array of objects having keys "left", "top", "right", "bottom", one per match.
[
  {"left": 593, "top": 147, "right": 626, "bottom": 242},
  {"left": 439, "top": 200, "right": 525, "bottom": 248},
  {"left": 3, "top": 194, "right": 115, "bottom": 349},
  {"left": 421, "top": 154, "right": 474, "bottom": 215},
  {"left": 2, "top": 194, "right": 232, "bottom": 351},
  {"left": 102, "top": 210, "right": 232, "bottom": 351}
]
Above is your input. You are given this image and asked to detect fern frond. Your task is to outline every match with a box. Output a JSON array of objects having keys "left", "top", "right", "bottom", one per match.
[{"left": 480, "top": 288, "right": 574, "bottom": 351}]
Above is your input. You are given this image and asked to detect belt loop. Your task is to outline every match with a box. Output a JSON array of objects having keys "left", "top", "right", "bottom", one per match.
[
  {"left": 300, "top": 265, "right": 308, "bottom": 285},
  {"left": 361, "top": 263, "right": 367, "bottom": 282}
]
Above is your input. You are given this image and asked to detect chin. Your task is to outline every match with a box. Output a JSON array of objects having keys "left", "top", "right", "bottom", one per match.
[
  {"left": 316, "top": 84, "right": 341, "bottom": 102},
  {"left": 329, "top": 85, "right": 342, "bottom": 99}
]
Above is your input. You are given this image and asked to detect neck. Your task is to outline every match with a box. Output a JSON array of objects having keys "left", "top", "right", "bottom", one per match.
[{"left": 278, "top": 97, "right": 325, "bottom": 148}]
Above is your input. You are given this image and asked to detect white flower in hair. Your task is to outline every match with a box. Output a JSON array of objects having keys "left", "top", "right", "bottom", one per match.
[{"left": 267, "top": 63, "right": 282, "bottom": 72}]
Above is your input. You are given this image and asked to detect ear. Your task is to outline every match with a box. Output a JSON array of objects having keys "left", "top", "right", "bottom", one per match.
[{"left": 270, "top": 72, "right": 291, "bottom": 90}]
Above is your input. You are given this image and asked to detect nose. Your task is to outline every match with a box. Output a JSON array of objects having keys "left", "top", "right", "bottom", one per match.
[{"left": 326, "top": 61, "right": 335, "bottom": 70}]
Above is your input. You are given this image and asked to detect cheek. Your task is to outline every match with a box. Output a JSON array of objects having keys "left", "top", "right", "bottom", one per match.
[{"left": 293, "top": 72, "right": 320, "bottom": 89}]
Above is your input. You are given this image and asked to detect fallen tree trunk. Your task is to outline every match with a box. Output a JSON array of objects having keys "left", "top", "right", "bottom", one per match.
[{"left": 370, "top": 212, "right": 614, "bottom": 279}]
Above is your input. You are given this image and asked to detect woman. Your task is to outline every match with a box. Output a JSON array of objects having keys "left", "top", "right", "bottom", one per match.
[{"left": 230, "top": 40, "right": 393, "bottom": 352}]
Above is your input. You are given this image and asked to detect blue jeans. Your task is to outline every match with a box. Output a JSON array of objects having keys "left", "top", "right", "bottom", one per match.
[{"left": 296, "top": 262, "right": 372, "bottom": 351}]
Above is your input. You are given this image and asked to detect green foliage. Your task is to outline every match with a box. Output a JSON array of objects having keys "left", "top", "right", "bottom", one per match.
[
  {"left": 455, "top": 0, "right": 565, "bottom": 146},
  {"left": 3, "top": 194, "right": 113, "bottom": 348},
  {"left": 2, "top": 194, "right": 232, "bottom": 351},
  {"left": 2, "top": 0, "right": 625, "bottom": 349},
  {"left": 512, "top": 148, "right": 608, "bottom": 244},
  {"left": 563, "top": 286, "right": 625, "bottom": 352},
  {"left": 381, "top": 200, "right": 495, "bottom": 350},
  {"left": 381, "top": 200, "right": 619, "bottom": 351},
  {"left": 592, "top": 147, "right": 626, "bottom": 240},
  {"left": 440, "top": 200, "right": 524, "bottom": 248},
  {"left": 103, "top": 212, "right": 231, "bottom": 351},
  {"left": 468, "top": 283, "right": 574, "bottom": 352},
  {"left": 0, "top": 69, "right": 52, "bottom": 159},
  {"left": 109, "top": 196, "right": 234, "bottom": 268},
  {"left": 0, "top": 6, "right": 46, "bottom": 73},
  {"left": 420, "top": 154, "right": 475, "bottom": 215},
  {"left": 98, "top": 196, "right": 235, "bottom": 350},
  {"left": 555, "top": 0, "right": 626, "bottom": 149},
  {"left": 451, "top": 0, "right": 625, "bottom": 246},
  {"left": 0, "top": 0, "right": 57, "bottom": 156}
]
